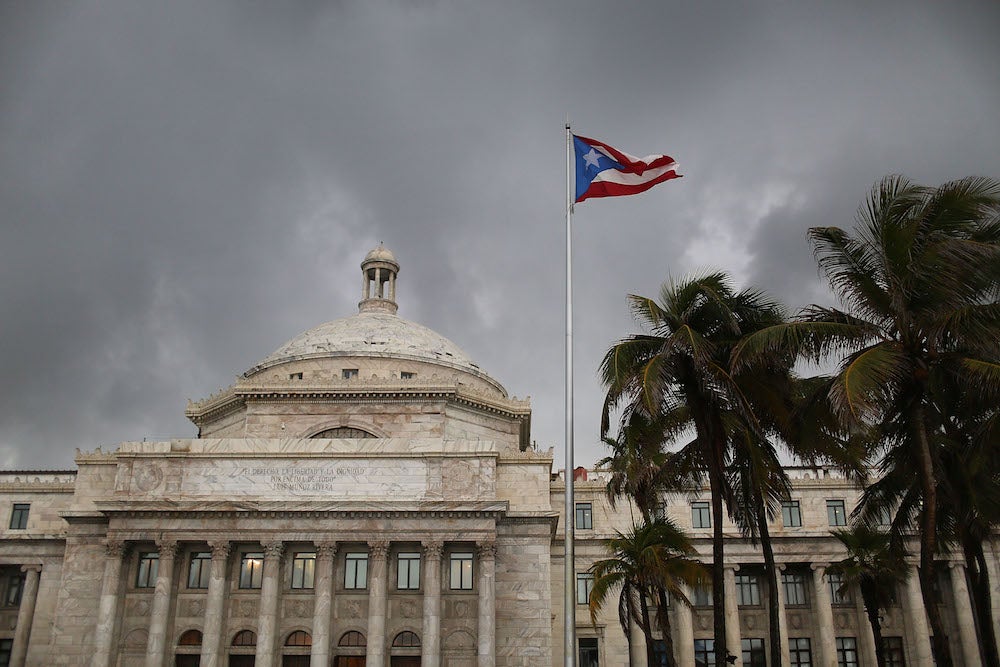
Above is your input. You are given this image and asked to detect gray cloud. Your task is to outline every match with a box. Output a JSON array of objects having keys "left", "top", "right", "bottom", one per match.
[{"left": 1, "top": 0, "right": 999, "bottom": 469}]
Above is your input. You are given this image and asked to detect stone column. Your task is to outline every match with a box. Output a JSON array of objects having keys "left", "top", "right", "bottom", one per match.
[
  {"left": 723, "top": 566, "right": 742, "bottom": 666},
  {"left": 92, "top": 540, "right": 129, "bottom": 667},
  {"left": 902, "top": 564, "right": 933, "bottom": 665},
  {"left": 256, "top": 541, "right": 284, "bottom": 667},
  {"left": 9, "top": 564, "right": 41, "bottom": 667},
  {"left": 366, "top": 540, "right": 390, "bottom": 667},
  {"left": 421, "top": 541, "right": 443, "bottom": 667},
  {"left": 311, "top": 542, "right": 337, "bottom": 667},
  {"left": 477, "top": 541, "right": 497, "bottom": 667},
  {"left": 363, "top": 271, "right": 370, "bottom": 299},
  {"left": 948, "top": 562, "right": 980, "bottom": 667},
  {"left": 201, "top": 541, "right": 231, "bottom": 667},
  {"left": 145, "top": 539, "right": 179, "bottom": 667},
  {"left": 389, "top": 272, "right": 396, "bottom": 301},
  {"left": 774, "top": 565, "right": 790, "bottom": 667},
  {"left": 672, "top": 582, "right": 694, "bottom": 666},
  {"left": 809, "top": 564, "right": 836, "bottom": 667},
  {"left": 989, "top": 541, "right": 1000, "bottom": 659},
  {"left": 375, "top": 268, "right": 382, "bottom": 297},
  {"left": 852, "top": 583, "right": 877, "bottom": 667}
]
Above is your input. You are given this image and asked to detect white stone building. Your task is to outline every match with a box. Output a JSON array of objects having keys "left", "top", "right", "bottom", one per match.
[{"left": 0, "top": 246, "right": 995, "bottom": 667}]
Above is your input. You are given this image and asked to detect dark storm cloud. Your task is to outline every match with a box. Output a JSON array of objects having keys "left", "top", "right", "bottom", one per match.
[{"left": 1, "top": 1, "right": 998, "bottom": 468}]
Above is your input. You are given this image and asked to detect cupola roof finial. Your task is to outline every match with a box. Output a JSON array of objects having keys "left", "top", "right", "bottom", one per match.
[{"left": 359, "top": 244, "right": 400, "bottom": 314}]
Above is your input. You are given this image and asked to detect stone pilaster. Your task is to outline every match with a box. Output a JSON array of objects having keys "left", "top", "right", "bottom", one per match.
[
  {"left": 421, "top": 541, "right": 443, "bottom": 667},
  {"left": 774, "top": 565, "right": 790, "bottom": 667},
  {"left": 366, "top": 540, "right": 390, "bottom": 667},
  {"left": 948, "top": 562, "right": 980, "bottom": 667},
  {"left": 902, "top": 564, "right": 932, "bottom": 665},
  {"left": 809, "top": 563, "right": 836, "bottom": 667},
  {"left": 92, "top": 540, "right": 129, "bottom": 667},
  {"left": 145, "top": 540, "right": 178, "bottom": 667},
  {"left": 723, "top": 566, "right": 741, "bottom": 666},
  {"left": 256, "top": 541, "right": 285, "bottom": 667},
  {"left": 201, "top": 541, "right": 231, "bottom": 667},
  {"left": 672, "top": 582, "right": 694, "bottom": 666},
  {"left": 311, "top": 542, "right": 337, "bottom": 667},
  {"left": 9, "top": 564, "right": 41, "bottom": 667},
  {"left": 477, "top": 541, "right": 497, "bottom": 667}
]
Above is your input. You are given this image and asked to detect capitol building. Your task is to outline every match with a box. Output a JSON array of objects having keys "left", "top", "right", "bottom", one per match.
[{"left": 0, "top": 247, "right": 993, "bottom": 667}]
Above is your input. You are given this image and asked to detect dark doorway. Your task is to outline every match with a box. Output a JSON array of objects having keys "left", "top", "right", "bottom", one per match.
[
  {"left": 335, "top": 658, "right": 366, "bottom": 667},
  {"left": 282, "top": 657, "right": 310, "bottom": 667},
  {"left": 229, "top": 656, "right": 255, "bottom": 667},
  {"left": 176, "top": 656, "right": 201, "bottom": 667},
  {"left": 389, "top": 658, "right": 420, "bottom": 667}
]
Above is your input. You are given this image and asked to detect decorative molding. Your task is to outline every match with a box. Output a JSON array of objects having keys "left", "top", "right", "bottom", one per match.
[
  {"left": 368, "top": 540, "right": 390, "bottom": 559},
  {"left": 422, "top": 541, "right": 444, "bottom": 560},
  {"left": 106, "top": 540, "right": 129, "bottom": 559},
  {"left": 262, "top": 541, "right": 285, "bottom": 559},
  {"left": 316, "top": 542, "right": 338, "bottom": 559},
  {"left": 209, "top": 541, "right": 232, "bottom": 559},
  {"left": 156, "top": 538, "right": 179, "bottom": 559},
  {"left": 476, "top": 541, "right": 497, "bottom": 559}
]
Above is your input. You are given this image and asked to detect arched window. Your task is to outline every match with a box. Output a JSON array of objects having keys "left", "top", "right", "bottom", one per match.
[
  {"left": 285, "top": 631, "right": 312, "bottom": 647},
  {"left": 232, "top": 630, "right": 257, "bottom": 647},
  {"left": 338, "top": 631, "right": 366, "bottom": 647},
  {"left": 178, "top": 630, "right": 203, "bottom": 646},
  {"left": 311, "top": 427, "right": 376, "bottom": 439},
  {"left": 392, "top": 631, "right": 421, "bottom": 648}
]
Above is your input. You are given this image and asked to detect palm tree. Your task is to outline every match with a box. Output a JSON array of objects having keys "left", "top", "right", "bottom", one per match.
[
  {"left": 601, "top": 272, "right": 789, "bottom": 665},
  {"left": 828, "top": 526, "right": 909, "bottom": 667},
  {"left": 733, "top": 175, "right": 1000, "bottom": 666},
  {"left": 588, "top": 518, "right": 705, "bottom": 667}
]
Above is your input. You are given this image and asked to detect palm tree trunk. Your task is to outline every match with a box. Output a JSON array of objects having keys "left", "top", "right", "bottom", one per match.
[
  {"left": 656, "top": 588, "right": 678, "bottom": 667},
  {"left": 911, "top": 401, "right": 954, "bottom": 667},
  {"left": 640, "top": 590, "right": 657, "bottom": 667},
  {"left": 966, "top": 536, "right": 1000, "bottom": 667},
  {"left": 860, "top": 584, "right": 886, "bottom": 667},
  {"left": 707, "top": 442, "right": 727, "bottom": 667},
  {"left": 757, "top": 511, "right": 782, "bottom": 667}
]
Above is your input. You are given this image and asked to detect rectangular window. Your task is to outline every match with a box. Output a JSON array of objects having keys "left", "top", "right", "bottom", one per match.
[
  {"left": 694, "top": 639, "right": 715, "bottom": 667},
  {"left": 741, "top": 638, "right": 766, "bottom": 667},
  {"left": 342, "top": 369, "right": 358, "bottom": 379},
  {"left": 400, "top": 371, "right": 415, "bottom": 380},
  {"left": 8, "top": 504, "right": 29, "bottom": 530},
  {"left": 836, "top": 637, "right": 859, "bottom": 667},
  {"left": 136, "top": 552, "right": 159, "bottom": 588},
  {"left": 450, "top": 552, "right": 474, "bottom": 590},
  {"left": 0, "top": 639, "right": 11, "bottom": 667},
  {"left": 736, "top": 574, "right": 760, "bottom": 606},
  {"left": 188, "top": 551, "right": 211, "bottom": 589},
  {"left": 654, "top": 503, "right": 669, "bottom": 521},
  {"left": 579, "top": 637, "right": 599, "bottom": 667},
  {"left": 828, "top": 572, "right": 851, "bottom": 604},
  {"left": 3, "top": 575, "right": 23, "bottom": 606},
  {"left": 397, "top": 552, "right": 420, "bottom": 590},
  {"left": 884, "top": 637, "right": 905, "bottom": 667},
  {"left": 827, "top": 499, "right": 847, "bottom": 527},
  {"left": 292, "top": 552, "right": 316, "bottom": 589},
  {"left": 652, "top": 640, "right": 669, "bottom": 666},
  {"left": 576, "top": 573, "right": 595, "bottom": 605},
  {"left": 789, "top": 637, "right": 812, "bottom": 667},
  {"left": 344, "top": 553, "right": 368, "bottom": 590},
  {"left": 575, "top": 502, "right": 593, "bottom": 530},
  {"left": 781, "top": 500, "right": 802, "bottom": 527},
  {"left": 289, "top": 372, "right": 303, "bottom": 380},
  {"left": 239, "top": 552, "right": 264, "bottom": 589},
  {"left": 693, "top": 580, "right": 713, "bottom": 607},
  {"left": 782, "top": 572, "right": 808, "bottom": 606},
  {"left": 876, "top": 507, "right": 892, "bottom": 527},
  {"left": 691, "top": 501, "right": 711, "bottom": 528}
]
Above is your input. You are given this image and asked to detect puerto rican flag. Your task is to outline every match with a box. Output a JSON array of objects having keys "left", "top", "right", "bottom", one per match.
[{"left": 573, "top": 134, "right": 681, "bottom": 203}]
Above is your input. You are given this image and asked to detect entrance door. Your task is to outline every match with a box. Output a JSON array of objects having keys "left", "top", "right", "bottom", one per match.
[
  {"left": 389, "top": 658, "right": 420, "bottom": 667},
  {"left": 176, "top": 656, "right": 201, "bottom": 667},
  {"left": 229, "top": 656, "right": 256, "bottom": 667},
  {"left": 334, "top": 658, "right": 366, "bottom": 667}
]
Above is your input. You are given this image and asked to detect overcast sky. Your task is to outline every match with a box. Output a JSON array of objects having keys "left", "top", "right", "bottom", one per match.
[{"left": 2, "top": 1, "right": 999, "bottom": 470}]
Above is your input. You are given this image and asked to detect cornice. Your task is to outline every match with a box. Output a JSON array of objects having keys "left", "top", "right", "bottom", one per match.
[{"left": 92, "top": 499, "right": 510, "bottom": 518}]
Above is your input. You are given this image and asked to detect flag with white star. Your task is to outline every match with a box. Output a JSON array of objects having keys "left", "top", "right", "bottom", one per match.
[{"left": 573, "top": 134, "right": 681, "bottom": 203}]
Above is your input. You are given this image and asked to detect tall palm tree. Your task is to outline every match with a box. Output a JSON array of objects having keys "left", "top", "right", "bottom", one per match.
[
  {"left": 588, "top": 518, "right": 704, "bottom": 667},
  {"left": 734, "top": 175, "right": 1000, "bottom": 666},
  {"left": 601, "top": 272, "right": 788, "bottom": 665},
  {"left": 828, "top": 526, "right": 909, "bottom": 667}
]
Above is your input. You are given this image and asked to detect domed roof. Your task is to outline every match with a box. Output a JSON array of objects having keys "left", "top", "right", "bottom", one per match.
[
  {"left": 363, "top": 243, "right": 398, "bottom": 266},
  {"left": 244, "top": 311, "right": 497, "bottom": 385}
]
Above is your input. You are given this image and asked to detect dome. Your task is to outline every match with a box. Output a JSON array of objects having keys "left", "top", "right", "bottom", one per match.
[
  {"left": 243, "top": 311, "right": 504, "bottom": 391},
  {"left": 363, "top": 243, "right": 398, "bottom": 267}
]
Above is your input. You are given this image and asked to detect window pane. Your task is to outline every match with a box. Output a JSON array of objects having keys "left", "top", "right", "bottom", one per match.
[
  {"left": 576, "top": 573, "right": 594, "bottom": 605},
  {"left": 188, "top": 552, "right": 210, "bottom": 589},
  {"left": 741, "top": 638, "right": 766, "bottom": 667},
  {"left": 782, "top": 573, "right": 807, "bottom": 606},
  {"left": 345, "top": 553, "right": 368, "bottom": 589},
  {"left": 782, "top": 500, "right": 802, "bottom": 527},
  {"left": 397, "top": 552, "right": 420, "bottom": 590},
  {"left": 836, "top": 637, "right": 858, "bottom": 667},
  {"left": 692, "top": 502, "right": 711, "bottom": 528},
  {"left": 4, "top": 575, "right": 23, "bottom": 606},
  {"left": 736, "top": 575, "right": 760, "bottom": 606},
  {"left": 579, "top": 637, "right": 599, "bottom": 667},
  {"left": 292, "top": 552, "right": 316, "bottom": 589},
  {"left": 240, "top": 553, "right": 263, "bottom": 589},
  {"left": 827, "top": 500, "right": 847, "bottom": 527},
  {"left": 694, "top": 639, "right": 715, "bottom": 667},
  {"left": 575, "top": 503, "right": 593, "bottom": 530},
  {"left": 8, "top": 504, "right": 29, "bottom": 530},
  {"left": 137, "top": 552, "right": 159, "bottom": 588},
  {"left": 450, "top": 553, "right": 473, "bottom": 590}
]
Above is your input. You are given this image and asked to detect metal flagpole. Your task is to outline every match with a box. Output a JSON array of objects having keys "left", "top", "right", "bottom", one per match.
[{"left": 564, "top": 122, "right": 576, "bottom": 667}]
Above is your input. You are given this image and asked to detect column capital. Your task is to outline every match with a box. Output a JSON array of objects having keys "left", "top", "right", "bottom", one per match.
[
  {"left": 776, "top": 562, "right": 788, "bottom": 572},
  {"left": 19, "top": 564, "right": 42, "bottom": 574},
  {"left": 422, "top": 541, "right": 444, "bottom": 560},
  {"left": 723, "top": 563, "right": 741, "bottom": 573},
  {"left": 368, "top": 540, "right": 390, "bottom": 559},
  {"left": 209, "top": 540, "right": 232, "bottom": 559},
  {"left": 947, "top": 560, "right": 966, "bottom": 571},
  {"left": 262, "top": 540, "right": 285, "bottom": 559},
  {"left": 105, "top": 539, "right": 129, "bottom": 559},
  {"left": 156, "top": 538, "right": 179, "bottom": 558},
  {"left": 316, "top": 541, "right": 338, "bottom": 559},
  {"left": 477, "top": 540, "right": 497, "bottom": 560},
  {"left": 810, "top": 562, "right": 830, "bottom": 572}
]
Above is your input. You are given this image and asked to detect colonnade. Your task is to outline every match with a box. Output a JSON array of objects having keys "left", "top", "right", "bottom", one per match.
[{"left": 89, "top": 537, "right": 496, "bottom": 667}]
